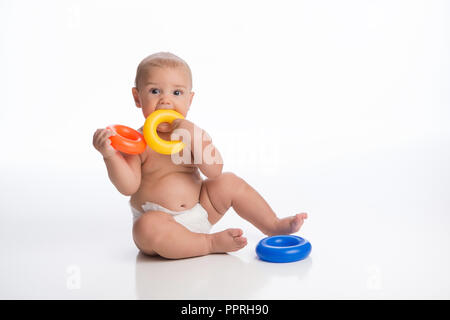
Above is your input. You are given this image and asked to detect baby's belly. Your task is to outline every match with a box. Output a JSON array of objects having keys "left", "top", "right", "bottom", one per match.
[{"left": 130, "top": 171, "right": 203, "bottom": 213}]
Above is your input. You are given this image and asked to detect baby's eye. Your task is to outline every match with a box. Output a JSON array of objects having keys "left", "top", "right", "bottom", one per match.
[
  {"left": 173, "top": 90, "right": 183, "bottom": 96},
  {"left": 150, "top": 88, "right": 160, "bottom": 94}
]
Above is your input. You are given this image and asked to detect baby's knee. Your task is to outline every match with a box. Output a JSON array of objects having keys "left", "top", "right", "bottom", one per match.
[
  {"left": 216, "top": 172, "right": 245, "bottom": 189},
  {"left": 132, "top": 211, "right": 169, "bottom": 252},
  {"left": 206, "top": 172, "right": 247, "bottom": 201}
]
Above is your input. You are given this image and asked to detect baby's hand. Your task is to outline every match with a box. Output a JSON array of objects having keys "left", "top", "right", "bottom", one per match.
[
  {"left": 171, "top": 118, "right": 195, "bottom": 132},
  {"left": 93, "top": 128, "right": 117, "bottom": 159}
]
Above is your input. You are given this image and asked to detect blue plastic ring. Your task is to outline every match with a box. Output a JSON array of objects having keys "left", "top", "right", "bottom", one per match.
[{"left": 256, "top": 235, "right": 312, "bottom": 263}]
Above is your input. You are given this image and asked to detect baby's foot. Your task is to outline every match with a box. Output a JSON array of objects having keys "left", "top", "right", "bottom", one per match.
[
  {"left": 267, "top": 213, "right": 308, "bottom": 236},
  {"left": 209, "top": 228, "right": 247, "bottom": 254}
]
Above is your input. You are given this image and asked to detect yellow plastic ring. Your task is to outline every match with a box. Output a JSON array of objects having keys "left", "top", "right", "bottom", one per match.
[{"left": 143, "top": 109, "right": 185, "bottom": 155}]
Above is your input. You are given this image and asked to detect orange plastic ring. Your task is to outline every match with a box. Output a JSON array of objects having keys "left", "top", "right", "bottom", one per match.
[{"left": 107, "top": 125, "right": 146, "bottom": 155}]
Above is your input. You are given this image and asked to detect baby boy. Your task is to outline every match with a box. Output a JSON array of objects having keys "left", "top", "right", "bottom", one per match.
[{"left": 93, "top": 52, "right": 308, "bottom": 259}]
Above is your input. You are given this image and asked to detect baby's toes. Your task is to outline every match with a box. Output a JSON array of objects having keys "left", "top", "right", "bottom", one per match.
[
  {"left": 228, "top": 228, "right": 243, "bottom": 238},
  {"left": 234, "top": 236, "right": 247, "bottom": 248},
  {"left": 289, "top": 214, "right": 306, "bottom": 232}
]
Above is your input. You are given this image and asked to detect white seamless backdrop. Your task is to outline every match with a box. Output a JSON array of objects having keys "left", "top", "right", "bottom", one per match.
[{"left": 1, "top": 0, "right": 448, "bottom": 171}]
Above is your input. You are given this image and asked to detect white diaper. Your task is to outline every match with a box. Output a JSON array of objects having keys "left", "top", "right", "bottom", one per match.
[{"left": 130, "top": 201, "right": 212, "bottom": 234}]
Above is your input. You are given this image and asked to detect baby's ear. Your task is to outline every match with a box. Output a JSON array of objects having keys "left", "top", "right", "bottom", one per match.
[
  {"left": 188, "top": 91, "right": 195, "bottom": 107},
  {"left": 132, "top": 87, "right": 141, "bottom": 108}
]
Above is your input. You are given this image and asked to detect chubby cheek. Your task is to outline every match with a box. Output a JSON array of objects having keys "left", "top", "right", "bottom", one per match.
[
  {"left": 175, "top": 105, "right": 189, "bottom": 117},
  {"left": 139, "top": 96, "right": 155, "bottom": 117},
  {"left": 141, "top": 106, "right": 155, "bottom": 119}
]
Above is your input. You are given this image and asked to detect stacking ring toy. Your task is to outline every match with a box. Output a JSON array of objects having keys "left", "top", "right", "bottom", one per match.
[
  {"left": 143, "top": 109, "right": 185, "bottom": 155},
  {"left": 256, "top": 235, "right": 312, "bottom": 263},
  {"left": 107, "top": 125, "right": 146, "bottom": 155}
]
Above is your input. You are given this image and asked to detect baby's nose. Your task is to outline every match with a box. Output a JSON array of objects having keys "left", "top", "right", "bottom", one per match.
[{"left": 158, "top": 97, "right": 173, "bottom": 108}]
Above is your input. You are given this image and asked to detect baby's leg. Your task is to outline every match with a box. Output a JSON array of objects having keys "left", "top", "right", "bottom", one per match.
[
  {"left": 200, "top": 172, "right": 308, "bottom": 236},
  {"left": 132, "top": 210, "right": 247, "bottom": 259}
]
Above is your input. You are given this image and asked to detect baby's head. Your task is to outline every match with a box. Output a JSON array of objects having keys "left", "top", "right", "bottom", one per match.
[{"left": 132, "top": 52, "right": 194, "bottom": 126}]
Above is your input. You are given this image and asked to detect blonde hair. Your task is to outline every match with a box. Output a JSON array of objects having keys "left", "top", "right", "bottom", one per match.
[{"left": 134, "top": 52, "right": 192, "bottom": 90}]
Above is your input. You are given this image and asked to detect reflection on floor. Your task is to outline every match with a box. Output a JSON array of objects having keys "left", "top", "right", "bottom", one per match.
[{"left": 134, "top": 243, "right": 313, "bottom": 300}]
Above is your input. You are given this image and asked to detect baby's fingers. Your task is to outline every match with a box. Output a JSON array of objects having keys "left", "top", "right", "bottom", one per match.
[
  {"left": 93, "top": 128, "right": 102, "bottom": 140},
  {"left": 98, "top": 128, "right": 114, "bottom": 140},
  {"left": 94, "top": 129, "right": 112, "bottom": 142},
  {"left": 99, "top": 133, "right": 113, "bottom": 147},
  {"left": 104, "top": 127, "right": 116, "bottom": 137},
  {"left": 93, "top": 129, "right": 104, "bottom": 146},
  {"left": 93, "top": 128, "right": 110, "bottom": 147},
  {"left": 97, "top": 130, "right": 108, "bottom": 143}
]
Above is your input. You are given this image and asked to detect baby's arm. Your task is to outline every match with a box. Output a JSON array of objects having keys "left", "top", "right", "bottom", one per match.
[
  {"left": 172, "top": 119, "right": 223, "bottom": 178},
  {"left": 103, "top": 152, "right": 141, "bottom": 195},
  {"left": 93, "top": 128, "right": 141, "bottom": 195}
]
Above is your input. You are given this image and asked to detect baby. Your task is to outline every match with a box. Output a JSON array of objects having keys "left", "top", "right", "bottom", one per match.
[{"left": 93, "top": 52, "right": 308, "bottom": 259}]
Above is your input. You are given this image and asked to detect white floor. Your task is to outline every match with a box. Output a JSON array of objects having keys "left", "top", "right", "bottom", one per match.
[{"left": 1, "top": 137, "right": 450, "bottom": 299}]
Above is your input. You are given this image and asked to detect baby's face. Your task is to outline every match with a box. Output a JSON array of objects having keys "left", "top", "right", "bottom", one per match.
[{"left": 133, "top": 66, "right": 194, "bottom": 132}]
